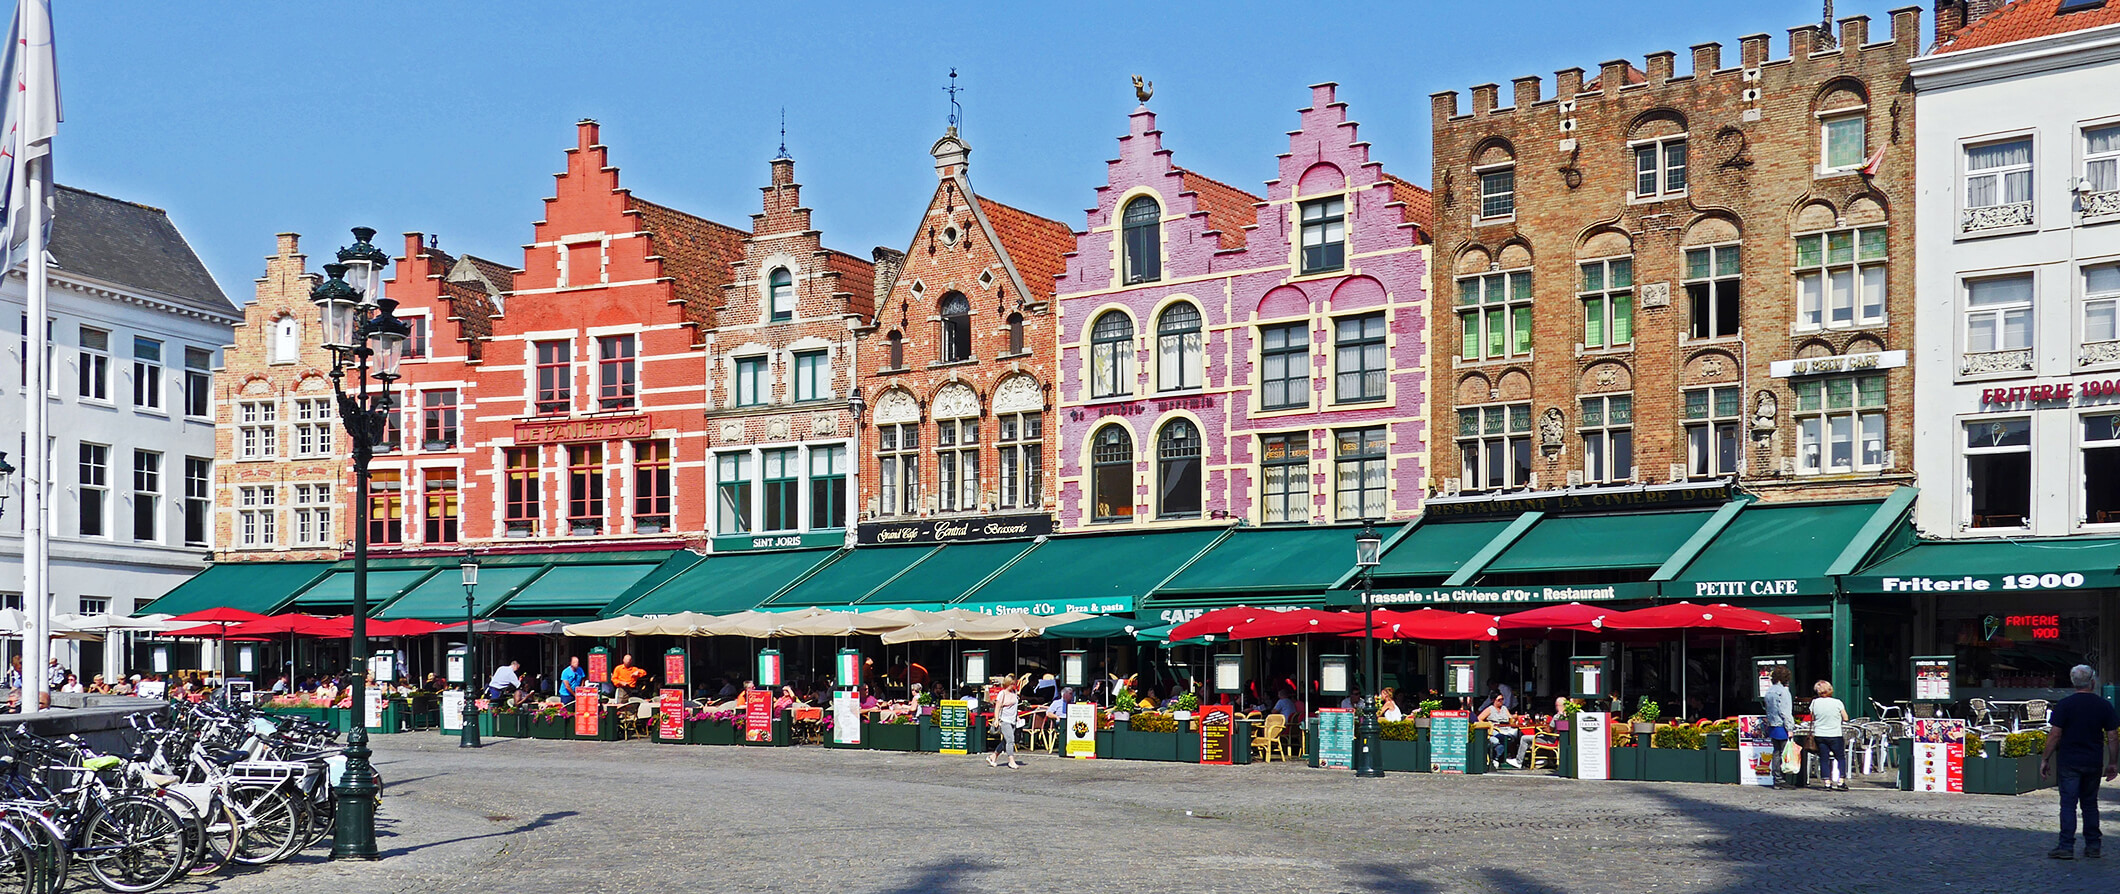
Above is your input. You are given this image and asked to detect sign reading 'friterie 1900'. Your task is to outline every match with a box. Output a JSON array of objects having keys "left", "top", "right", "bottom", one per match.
[{"left": 514, "top": 414, "right": 652, "bottom": 444}]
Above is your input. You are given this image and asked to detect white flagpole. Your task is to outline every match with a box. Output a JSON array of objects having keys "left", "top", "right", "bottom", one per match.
[{"left": 19, "top": 0, "right": 50, "bottom": 715}]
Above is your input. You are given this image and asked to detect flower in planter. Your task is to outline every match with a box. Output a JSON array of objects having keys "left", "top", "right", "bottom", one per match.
[{"left": 1379, "top": 720, "right": 1420, "bottom": 741}]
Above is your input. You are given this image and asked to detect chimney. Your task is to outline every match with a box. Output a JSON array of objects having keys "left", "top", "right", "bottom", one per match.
[
  {"left": 1937, "top": 0, "right": 2006, "bottom": 45},
  {"left": 1691, "top": 42, "right": 1723, "bottom": 75},
  {"left": 872, "top": 247, "right": 905, "bottom": 309}
]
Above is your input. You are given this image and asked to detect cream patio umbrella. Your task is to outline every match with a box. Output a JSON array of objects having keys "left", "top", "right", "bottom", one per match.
[
  {"left": 563, "top": 616, "right": 653, "bottom": 637},
  {"left": 638, "top": 612, "right": 724, "bottom": 637},
  {"left": 767, "top": 610, "right": 918, "bottom": 638}
]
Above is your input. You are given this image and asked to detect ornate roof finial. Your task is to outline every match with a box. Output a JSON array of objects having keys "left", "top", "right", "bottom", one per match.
[
  {"left": 775, "top": 107, "right": 790, "bottom": 160},
  {"left": 944, "top": 68, "right": 963, "bottom": 132},
  {"left": 1132, "top": 74, "right": 1154, "bottom": 105}
]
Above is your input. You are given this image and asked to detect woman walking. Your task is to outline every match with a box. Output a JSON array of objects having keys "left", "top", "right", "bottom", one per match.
[
  {"left": 1810, "top": 680, "right": 1851, "bottom": 791},
  {"left": 988, "top": 674, "right": 1024, "bottom": 768}
]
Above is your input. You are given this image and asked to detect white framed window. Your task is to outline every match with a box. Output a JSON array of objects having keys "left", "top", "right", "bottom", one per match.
[
  {"left": 715, "top": 452, "right": 753, "bottom": 535},
  {"left": 132, "top": 337, "right": 163, "bottom": 410},
  {"left": 936, "top": 418, "right": 979, "bottom": 512},
  {"left": 183, "top": 347, "right": 212, "bottom": 418},
  {"left": 1684, "top": 244, "right": 1742, "bottom": 339},
  {"left": 1458, "top": 404, "right": 1531, "bottom": 492},
  {"left": 1259, "top": 323, "right": 1309, "bottom": 411},
  {"left": 2085, "top": 264, "right": 2119, "bottom": 347},
  {"left": 1965, "top": 274, "right": 2035, "bottom": 353},
  {"left": 1580, "top": 395, "right": 1633, "bottom": 484},
  {"left": 1633, "top": 137, "right": 1687, "bottom": 198},
  {"left": 996, "top": 412, "right": 1041, "bottom": 510},
  {"left": 1299, "top": 197, "right": 1346, "bottom": 274},
  {"left": 877, "top": 423, "right": 919, "bottom": 517},
  {"left": 1963, "top": 138, "right": 2034, "bottom": 234},
  {"left": 402, "top": 314, "right": 428, "bottom": 359},
  {"left": 238, "top": 401, "right": 278, "bottom": 460},
  {"left": 1820, "top": 112, "right": 1867, "bottom": 172},
  {"left": 1965, "top": 418, "right": 2030, "bottom": 529},
  {"left": 1476, "top": 165, "right": 1514, "bottom": 219},
  {"left": 1155, "top": 303, "right": 1203, "bottom": 392},
  {"left": 131, "top": 450, "right": 162, "bottom": 542},
  {"left": 269, "top": 315, "right": 299, "bottom": 364},
  {"left": 2087, "top": 123, "right": 2120, "bottom": 196},
  {"left": 238, "top": 485, "right": 278, "bottom": 547},
  {"left": 1089, "top": 311, "right": 1134, "bottom": 399},
  {"left": 1683, "top": 386, "right": 1743, "bottom": 479},
  {"left": 1334, "top": 313, "right": 1388, "bottom": 403},
  {"left": 1458, "top": 270, "right": 1532, "bottom": 361},
  {"left": 2084, "top": 412, "right": 2120, "bottom": 525},
  {"left": 294, "top": 398, "right": 333, "bottom": 458},
  {"left": 1579, "top": 258, "right": 1634, "bottom": 349},
  {"left": 77, "top": 597, "right": 109, "bottom": 616},
  {"left": 793, "top": 350, "right": 829, "bottom": 402},
  {"left": 183, "top": 457, "right": 210, "bottom": 547},
  {"left": 1259, "top": 432, "right": 1310, "bottom": 525},
  {"left": 768, "top": 268, "right": 795, "bottom": 321},
  {"left": 76, "top": 326, "right": 109, "bottom": 401},
  {"left": 78, "top": 442, "right": 109, "bottom": 538},
  {"left": 1795, "top": 228, "right": 1887, "bottom": 330},
  {"left": 1793, "top": 375, "right": 1886, "bottom": 475},
  {"left": 597, "top": 334, "right": 636, "bottom": 410},
  {"left": 1333, "top": 426, "right": 1386, "bottom": 521},
  {"left": 292, "top": 482, "right": 333, "bottom": 547}
]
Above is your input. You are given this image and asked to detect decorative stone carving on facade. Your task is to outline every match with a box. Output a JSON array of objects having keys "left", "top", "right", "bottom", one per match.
[
  {"left": 1752, "top": 390, "right": 1778, "bottom": 433},
  {"left": 2085, "top": 191, "right": 2120, "bottom": 219},
  {"left": 719, "top": 421, "right": 743, "bottom": 442},
  {"left": 933, "top": 382, "right": 980, "bottom": 419},
  {"left": 873, "top": 388, "right": 919, "bottom": 425},
  {"left": 1698, "top": 356, "right": 1725, "bottom": 380},
  {"left": 993, "top": 374, "right": 1042, "bottom": 414},
  {"left": 1638, "top": 282, "right": 1671, "bottom": 309},
  {"left": 1960, "top": 202, "right": 2034, "bottom": 233},
  {"left": 1959, "top": 349, "right": 2034, "bottom": 375},
  {"left": 1538, "top": 408, "right": 1564, "bottom": 454},
  {"left": 812, "top": 414, "right": 839, "bottom": 436},
  {"left": 2082, "top": 340, "right": 2120, "bottom": 367},
  {"left": 765, "top": 416, "right": 791, "bottom": 440}
]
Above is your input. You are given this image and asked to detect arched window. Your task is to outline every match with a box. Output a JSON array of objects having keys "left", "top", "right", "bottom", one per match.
[
  {"left": 271, "top": 315, "right": 299, "bottom": 364},
  {"left": 885, "top": 330, "right": 904, "bottom": 370},
  {"left": 1091, "top": 425, "right": 1134, "bottom": 522},
  {"left": 1089, "top": 311, "right": 1134, "bottom": 399},
  {"left": 1122, "top": 197, "right": 1161, "bottom": 284},
  {"left": 1155, "top": 302, "right": 1202, "bottom": 392},
  {"left": 1156, "top": 419, "right": 1202, "bottom": 518},
  {"left": 768, "top": 268, "right": 794, "bottom": 322},
  {"left": 1006, "top": 313, "right": 1025, "bottom": 356},
  {"left": 939, "top": 292, "right": 972, "bottom": 363}
]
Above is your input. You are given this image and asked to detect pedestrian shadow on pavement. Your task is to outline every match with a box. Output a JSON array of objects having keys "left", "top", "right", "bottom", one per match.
[
  {"left": 374, "top": 809, "right": 580, "bottom": 859},
  {"left": 865, "top": 857, "right": 990, "bottom": 893}
]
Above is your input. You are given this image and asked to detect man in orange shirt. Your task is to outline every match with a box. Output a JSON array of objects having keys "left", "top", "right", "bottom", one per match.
[{"left": 610, "top": 654, "right": 649, "bottom": 700}]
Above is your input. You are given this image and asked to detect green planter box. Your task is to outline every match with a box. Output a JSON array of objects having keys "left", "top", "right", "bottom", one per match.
[
  {"left": 742, "top": 715, "right": 792, "bottom": 747},
  {"left": 1607, "top": 746, "right": 1647, "bottom": 780},
  {"left": 864, "top": 721, "right": 918, "bottom": 752},
  {"left": 1095, "top": 729, "right": 1115, "bottom": 758},
  {"left": 916, "top": 716, "right": 941, "bottom": 752},
  {"left": 437, "top": 711, "right": 495, "bottom": 738},
  {"left": 364, "top": 703, "right": 403, "bottom": 735},
  {"left": 824, "top": 723, "right": 863, "bottom": 749},
  {"left": 1113, "top": 721, "right": 1181, "bottom": 762},
  {"left": 1644, "top": 746, "right": 1716, "bottom": 783},
  {"left": 573, "top": 707, "right": 624, "bottom": 741},
  {"left": 528, "top": 716, "right": 569, "bottom": 739},
  {"left": 1378, "top": 737, "right": 1421, "bottom": 772},
  {"left": 1964, "top": 742, "right": 2051, "bottom": 795},
  {"left": 1895, "top": 740, "right": 1914, "bottom": 791},
  {"left": 491, "top": 713, "right": 526, "bottom": 738},
  {"left": 690, "top": 720, "right": 740, "bottom": 746},
  {"left": 1177, "top": 721, "right": 1201, "bottom": 763},
  {"left": 1709, "top": 743, "right": 1740, "bottom": 785}
]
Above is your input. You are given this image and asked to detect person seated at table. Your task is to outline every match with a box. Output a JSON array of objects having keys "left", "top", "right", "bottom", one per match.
[
  {"left": 1479, "top": 694, "right": 1524, "bottom": 768},
  {"left": 610, "top": 654, "right": 649, "bottom": 700},
  {"left": 1135, "top": 688, "right": 1160, "bottom": 711},
  {"left": 86, "top": 675, "right": 110, "bottom": 695},
  {"left": 859, "top": 685, "right": 881, "bottom": 713},
  {"left": 1047, "top": 687, "right": 1075, "bottom": 725},
  {"left": 774, "top": 686, "right": 799, "bottom": 713},
  {"left": 1272, "top": 688, "right": 1302, "bottom": 722},
  {"left": 1379, "top": 688, "right": 1404, "bottom": 722}
]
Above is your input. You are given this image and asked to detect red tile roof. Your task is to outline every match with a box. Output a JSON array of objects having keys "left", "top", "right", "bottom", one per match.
[
  {"left": 1585, "top": 64, "right": 1649, "bottom": 90},
  {"left": 1176, "top": 168, "right": 1261, "bottom": 249},
  {"left": 1941, "top": 0, "right": 2120, "bottom": 52},
  {"left": 822, "top": 249, "right": 878, "bottom": 320},
  {"left": 461, "top": 255, "right": 519, "bottom": 293},
  {"left": 975, "top": 197, "right": 1074, "bottom": 303},
  {"left": 1381, "top": 174, "right": 1435, "bottom": 238},
  {"left": 630, "top": 197, "right": 748, "bottom": 331}
]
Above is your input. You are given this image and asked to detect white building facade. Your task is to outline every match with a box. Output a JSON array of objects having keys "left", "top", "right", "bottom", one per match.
[
  {"left": 1912, "top": 19, "right": 2120, "bottom": 539},
  {"left": 0, "top": 186, "right": 239, "bottom": 679}
]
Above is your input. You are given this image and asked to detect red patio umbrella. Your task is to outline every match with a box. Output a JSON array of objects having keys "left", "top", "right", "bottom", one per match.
[
  {"left": 1703, "top": 603, "right": 1802, "bottom": 636},
  {"left": 226, "top": 614, "right": 349, "bottom": 637},
  {"left": 367, "top": 618, "right": 444, "bottom": 638},
  {"left": 166, "top": 607, "right": 269, "bottom": 625},
  {"left": 1361, "top": 609, "right": 1501, "bottom": 642},
  {"left": 161, "top": 624, "right": 271, "bottom": 640},
  {"left": 1598, "top": 602, "right": 1801, "bottom": 719},
  {"left": 1495, "top": 602, "right": 1612, "bottom": 635},
  {"left": 1225, "top": 609, "right": 1363, "bottom": 640},
  {"left": 1166, "top": 607, "right": 1277, "bottom": 643}
]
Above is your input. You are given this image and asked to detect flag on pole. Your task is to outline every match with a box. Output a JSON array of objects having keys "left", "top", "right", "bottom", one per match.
[
  {"left": 1858, "top": 145, "right": 1886, "bottom": 178},
  {"left": 1, "top": 0, "right": 59, "bottom": 271}
]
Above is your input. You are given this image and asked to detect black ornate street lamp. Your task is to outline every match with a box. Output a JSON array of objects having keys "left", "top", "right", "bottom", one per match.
[
  {"left": 311, "top": 227, "right": 408, "bottom": 861},
  {"left": 460, "top": 549, "right": 480, "bottom": 749},
  {"left": 1352, "top": 521, "right": 1384, "bottom": 779}
]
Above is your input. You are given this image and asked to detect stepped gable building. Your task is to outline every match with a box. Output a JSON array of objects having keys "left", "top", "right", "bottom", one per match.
[
  {"left": 853, "top": 126, "right": 1074, "bottom": 544},
  {"left": 1427, "top": 8, "right": 1922, "bottom": 502},
  {"left": 701, "top": 151, "right": 878, "bottom": 553},
  {"left": 1054, "top": 83, "right": 1432, "bottom": 533},
  {"left": 216, "top": 234, "right": 337, "bottom": 562}
]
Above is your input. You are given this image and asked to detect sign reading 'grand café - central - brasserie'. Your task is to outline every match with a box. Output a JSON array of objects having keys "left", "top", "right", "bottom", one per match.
[{"left": 856, "top": 512, "right": 1054, "bottom": 545}]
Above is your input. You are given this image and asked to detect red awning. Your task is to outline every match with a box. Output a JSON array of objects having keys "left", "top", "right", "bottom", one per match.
[
  {"left": 1224, "top": 610, "right": 1363, "bottom": 640},
  {"left": 1360, "top": 609, "right": 1501, "bottom": 642}
]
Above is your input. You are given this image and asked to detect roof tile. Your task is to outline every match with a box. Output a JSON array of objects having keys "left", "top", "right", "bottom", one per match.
[
  {"left": 974, "top": 197, "right": 1073, "bottom": 302},
  {"left": 1176, "top": 168, "right": 1261, "bottom": 249},
  {"left": 1941, "top": 0, "right": 2120, "bottom": 52},
  {"left": 629, "top": 197, "right": 748, "bottom": 331}
]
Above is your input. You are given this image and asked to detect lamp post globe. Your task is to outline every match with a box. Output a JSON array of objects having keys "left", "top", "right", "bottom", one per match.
[{"left": 1353, "top": 521, "right": 1384, "bottom": 778}]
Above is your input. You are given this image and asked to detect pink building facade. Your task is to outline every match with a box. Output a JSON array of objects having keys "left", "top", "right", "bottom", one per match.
[{"left": 1054, "top": 84, "right": 1433, "bottom": 532}]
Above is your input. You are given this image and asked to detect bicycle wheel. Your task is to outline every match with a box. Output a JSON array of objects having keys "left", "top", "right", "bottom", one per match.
[
  {"left": 0, "top": 817, "right": 39, "bottom": 894},
  {"left": 80, "top": 796, "right": 187, "bottom": 894},
  {"left": 184, "top": 797, "right": 239, "bottom": 876},
  {"left": 0, "top": 807, "right": 68, "bottom": 894},
  {"left": 226, "top": 787, "right": 298, "bottom": 866}
]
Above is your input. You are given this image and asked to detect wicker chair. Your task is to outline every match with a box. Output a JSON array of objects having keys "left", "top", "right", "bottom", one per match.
[{"left": 1252, "top": 714, "right": 1289, "bottom": 762}]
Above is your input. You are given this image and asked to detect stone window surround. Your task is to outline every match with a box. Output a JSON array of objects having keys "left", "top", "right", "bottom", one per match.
[{"left": 1957, "top": 131, "right": 2038, "bottom": 240}]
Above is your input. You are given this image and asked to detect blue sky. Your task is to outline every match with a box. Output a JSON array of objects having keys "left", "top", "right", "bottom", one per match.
[{"left": 62, "top": 0, "right": 1880, "bottom": 302}]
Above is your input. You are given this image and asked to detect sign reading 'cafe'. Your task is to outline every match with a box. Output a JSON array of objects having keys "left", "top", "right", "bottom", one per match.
[{"left": 856, "top": 512, "right": 1054, "bottom": 546}]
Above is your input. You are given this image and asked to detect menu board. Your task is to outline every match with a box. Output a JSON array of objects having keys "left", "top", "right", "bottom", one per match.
[
  {"left": 1062, "top": 652, "right": 1087, "bottom": 688},
  {"left": 1316, "top": 709, "right": 1354, "bottom": 769},
  {"left": 586, "top": 648, "right": 610, "bottom": 685},
  {"left": 757, "top": 650, "right": 783, "bottom": 688},
  {"left": 573, "top": 690, "right": 600, "bottom": 737},
  {"left": 837, "top": 650, "right": 862, "bottom": 688},
  {"left": 1213, "top": 655, "right": 1242, "bottom": 695},
  {"left": 1752, "top": 655, "right": 1792, "bottom": 699},
  {"left": 1734, "top": 714, "right": 1774, "bottom": 786},
  {"left": 446, "top": 652, "right": 466, "bottom": 686},
  {"left": 364, "top": 688, "right": 386, "bottom": 729},
  {"left": 1574, "top": 711, "right": 1609, "bottom": 780},
  {"left": 1570, "top": 657, "right": 1609, "bottom": 699},
  {"left": 1199, "top": 705, "right": 1235, "bottom": 765},
  {"left": 1444, "top": 657, "right": 1477, "bottom": 697},
  {"left": 1912, "top": 656, "right": 1955, "bottom": 703},
  {"left": 663, "top": 650, "right": 687, "bottom": 687},
  {"left": 1430, "top": 709, "right": 1470, "bottom": 774},
  {"left": 937, "top": 700, "right": 971, "bottom": 755},
  {"left": 1065, "top": 702, "right": 1098, "bottom": 759},
  {"left": 1912, "top": 718, "right": 1966, "bottom": 793},
  {"left": 743, "top": 689, "right": 774, "bottom": 743},
  {"left": 369, "top": 653, "right": 396, "bottom": 686},
  {"left": 832, "top": 690, "right": 862, "bottom": 745},
  {"left": 441, "top": 690, "right": 464, "bottom": 732},
  {"left": 658, "top": 689, "right": 685, "bottom": 740},
  {"left": 1319, "top": 658, "right": 1350, "bottom": 696}
]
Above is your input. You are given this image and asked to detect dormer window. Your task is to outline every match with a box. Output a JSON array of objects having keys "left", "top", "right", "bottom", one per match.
[
  {"left": 1122, "top": 197, "right": 1161, "bottom": 284},
  {"left": 1299, "top": 197, "right": 1346, "bottom": 274}
]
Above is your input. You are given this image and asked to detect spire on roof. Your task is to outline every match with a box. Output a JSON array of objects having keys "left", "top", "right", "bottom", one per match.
[
  {"left": 945, "top": 68, "right": 963, "bottom": 131},
  {"left": 775, "top": 107, "right": 790, "bottom": 160}
]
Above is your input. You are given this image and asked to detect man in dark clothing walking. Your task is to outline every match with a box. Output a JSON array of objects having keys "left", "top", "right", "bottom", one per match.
[{"left": 2041, "top": 664, "right": 2120, "bottom": 860}]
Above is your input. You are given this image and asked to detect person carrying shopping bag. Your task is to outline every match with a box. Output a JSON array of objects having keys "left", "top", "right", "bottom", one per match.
[{"left": 987, "top": 675, "right": 1024, "bottom": 768}]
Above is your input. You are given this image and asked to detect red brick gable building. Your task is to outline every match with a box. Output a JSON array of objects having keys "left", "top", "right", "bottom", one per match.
[{"left": 854, "top": 127, "right": 1073, "bottom": 541}]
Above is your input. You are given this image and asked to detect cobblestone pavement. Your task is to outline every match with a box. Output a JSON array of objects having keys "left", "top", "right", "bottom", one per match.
[{"left": 177, "top": 737, "right": 2115, "bottom": 894}]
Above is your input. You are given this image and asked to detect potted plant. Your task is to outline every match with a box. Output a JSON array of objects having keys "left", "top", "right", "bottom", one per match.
[
  {"left": 1378, "top": 719, "right": 1423, "bottom": 772},
  {"left": 529, "top": 702, "right": 570, "bottom": 739},
  {"left": 1644, "top": 722, "right": 1715, "bottom": 783},
  {"left": 490, "top": 703, "right": 525, "bottom": 738},
  {"left": 1115, "top": 711, "right": 1182, "bottom": 761},
  {"left": 1628, "top": 699, "right": 1661, "bottom": 736},
  {"left": 1965, "top": 730, "right": 2052, "bottom": 795},
  {"left": 1411, "top": 699, "right": 1443, "bottom": 729}
]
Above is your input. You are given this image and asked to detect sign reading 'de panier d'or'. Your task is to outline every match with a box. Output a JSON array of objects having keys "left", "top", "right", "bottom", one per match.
[
  {"left": 514, "top": 414, "right": 653, "bottom": 444},
  {"left": 857, "top": 513, "right": 1054, "bottom": 545}
]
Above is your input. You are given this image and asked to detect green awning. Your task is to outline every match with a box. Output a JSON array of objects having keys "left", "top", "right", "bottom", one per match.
[
  {"left": 1481, "top": 510, "right": 1717, "bottom": 574},
  {"left": 868, "top": 540, "right": 1038, "bottom": 606},
  {"left": 496, "top": 562, "right": 661, "bottom": 615},
  {"left": 1371, "top": 519, "right": 1516, "bottom": 580},
  {"left": 958, "top": 528, "right": 1225, "bottom": 614},
  {"left": 136, "top": 561, "right": 335, "bottom": 617},
  {"left": 1663, "top": 499, "right": 1889, "bottom": 598},
  {"left": 378, "top": 565, "right": 546, "bottom": 620},
  {"left": 609, "top": 548, "right": 837, "bottom": 616},
  {"left": 283, "top": 569, "right": 438, "bottom": 615},
  {"left": 607, "top": 552, "right": 703, "bottom": 610},
  {"left": 1155, "top": 524, "right": 1369, "bottom": 597},
  {"left": 1040, "top": 615, "right": 1139, "bottom": 639},
  {"left": 1844, "top": 537, "right": 2120, "bottom": 593},
  {"left": 765, "top": 546, "right": 940, "bottom": 608}
]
